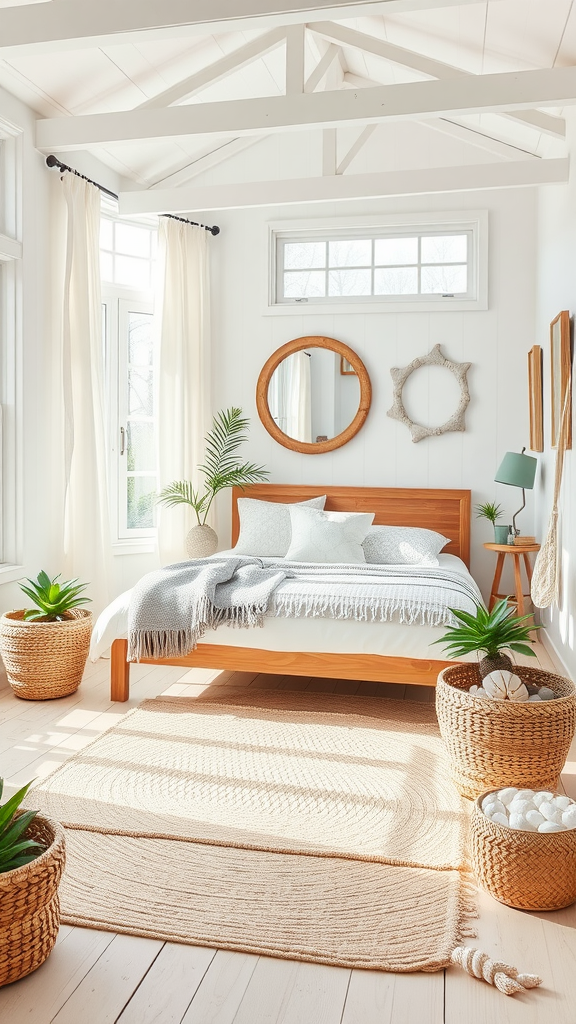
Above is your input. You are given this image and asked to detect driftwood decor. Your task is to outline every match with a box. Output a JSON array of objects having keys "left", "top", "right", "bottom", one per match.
[
  {"left": 387, "top": 344, "right": 471, "bottom": 443},
  {"left": 550, "top": 310, "right": 572, "bottom": 450},
  {"left": 528, "top": 344, "right": 544, "bottom": 452}
]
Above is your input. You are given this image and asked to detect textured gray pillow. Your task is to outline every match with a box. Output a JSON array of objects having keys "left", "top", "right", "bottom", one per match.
[
  {"left": 286, "top": 507, "right": 374, "bottom": 564},
  {"left": 362, "top": 525, "right": 449, "bottom": 566},
  {"left": 234, "top": 495, "right": 326, "bottom": 557}
]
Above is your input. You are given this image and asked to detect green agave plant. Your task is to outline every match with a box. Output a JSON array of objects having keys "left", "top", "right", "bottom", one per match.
[
  {"left": 20, "top": 571, "right": 91, "bottom": 622},
  {"left": 433, "top": 598, "right": 539, "bottom": 668},
  {"left": 0, "top": 779, "right": 45, "bottom": 874},
  {"left": 157, "top": 407, "right": 269, "bottom": 525},
  {"left": 474, "top": 501, "right": 504, "bottom": 525}
]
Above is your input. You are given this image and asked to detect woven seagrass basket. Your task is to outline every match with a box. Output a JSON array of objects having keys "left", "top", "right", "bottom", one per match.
[
  {"left": 471, "top": 791, "right": 576, "bottom": 910},
  {"left": 0, "top": 609, "right": 92, "bottom": 700},
  {"left": 436, "top": 663, "right": 576, "bottom": 800},
  {"left": 0, "top": 814, "right": 66, "bottom": 987}
]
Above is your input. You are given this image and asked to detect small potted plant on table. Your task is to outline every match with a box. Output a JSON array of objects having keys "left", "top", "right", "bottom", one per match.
[
  {"left": 475, "top": 501, "right": 510, "bottom": 544},
  {"left": 434, "top": 600, "right": 576, "bottom": 799},
  {"left": 0, "top": 571, "right": 92, "bottom": 700},
  {"left": 0, "top": 778, "right": 65, "bottom": 987}
]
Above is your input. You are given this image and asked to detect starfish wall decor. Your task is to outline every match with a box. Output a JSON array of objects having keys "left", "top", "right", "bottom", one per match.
[{"left": 387, "top": 344, "right": 471, "bottom": 443}]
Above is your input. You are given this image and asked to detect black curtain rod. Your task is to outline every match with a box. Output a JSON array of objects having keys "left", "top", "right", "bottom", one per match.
[{"left": 46, "top": 155, "right": 220, "bottom": 236}]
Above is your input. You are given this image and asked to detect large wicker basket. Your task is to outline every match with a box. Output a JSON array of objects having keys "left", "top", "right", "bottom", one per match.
[
  {"left": 0, "top": 814, "right": 66, "bottom": 987},
  {"left": 436, "top": 663, "right": 576, "bottom": 799},
  {"left": 0, "top": 609, "right": 92, "bottom": 700},
  {"left": 471, "top": 791, "right": 576, "bottom": 910}
]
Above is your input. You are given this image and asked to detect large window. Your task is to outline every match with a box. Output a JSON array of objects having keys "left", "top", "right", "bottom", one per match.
[{"left": 101, "top": 211, "right": 158, "bottom": 546}]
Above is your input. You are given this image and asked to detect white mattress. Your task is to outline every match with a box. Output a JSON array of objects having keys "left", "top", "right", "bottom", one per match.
[{"left": 90, "top": 553, "right": 475, "bottom": 664}]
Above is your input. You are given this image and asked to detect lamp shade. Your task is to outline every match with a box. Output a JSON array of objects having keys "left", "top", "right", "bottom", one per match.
[{"left": 494, "top": 451, "right": 537, "bottom": 490}]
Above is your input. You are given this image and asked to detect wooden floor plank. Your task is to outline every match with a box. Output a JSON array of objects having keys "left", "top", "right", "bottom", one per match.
[
  {"left": 117, "top": 943, "right": 216, "bottom": 1024},
  {"left": 181, "top": 950, "right": 259, "bottom": 1024},
  {"left": 50, "top": 933, "right": 163, "bottom": 1024},
  {"left": 341, "top": 968, "right": 444, "bottom": 1024},
  {"left": 231, "top": 957, "right": 351, "bottom": 1024}
]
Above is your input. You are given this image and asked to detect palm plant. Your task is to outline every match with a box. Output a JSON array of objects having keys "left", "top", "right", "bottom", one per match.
[
  {"left": 474, "top": 501, "right": 504, "bottom": 525},
  {"left": 20, "top": 571, "right": 91, "bottom": 622},
  {"left": 0, "top": 779, "right": 45, "bottom": 874},
  {"left": 433, "top": 598, "right": 540, "bottom": 677},
  {"left": 157, "top": 407, "right": 269, "bottom": 525}
]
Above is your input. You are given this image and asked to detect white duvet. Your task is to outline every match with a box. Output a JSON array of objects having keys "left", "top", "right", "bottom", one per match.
[{"left": 90, "top": 553, "right": 478, "bottom": 663}]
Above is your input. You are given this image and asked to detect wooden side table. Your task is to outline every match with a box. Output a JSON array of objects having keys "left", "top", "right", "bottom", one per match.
[{"left": 483, "top": 542, "right": 540, "bottom": 616}]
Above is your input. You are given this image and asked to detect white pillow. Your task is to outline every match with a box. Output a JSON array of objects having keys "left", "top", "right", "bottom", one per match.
[
  {"left": 286, "top": 507, "right": 374, "bottom": 564},
  {"left": 362, "top": 525, "right": 449, "bottom": 566},
  {"left": 234, "top": 495, "right": 326, "bottom": 557}
]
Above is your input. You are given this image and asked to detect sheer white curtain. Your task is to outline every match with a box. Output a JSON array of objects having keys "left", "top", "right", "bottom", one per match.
[
  {"left": 61, "top": 172, "right": 112, "bottom": 613},
  {"left": 156, "top": 218, "right": 210, "bottom": 565},
  {"left": 269, "top": 352, "right": 311, "bottom": 442}
]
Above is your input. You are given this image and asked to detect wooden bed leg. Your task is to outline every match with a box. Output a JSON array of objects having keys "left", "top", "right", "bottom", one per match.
[{"left": 111, "top": 639, "right": 130, "bottom": 702}]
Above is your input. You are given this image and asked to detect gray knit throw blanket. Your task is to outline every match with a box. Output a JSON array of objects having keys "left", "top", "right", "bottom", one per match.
[{"left": 127, "top": 556, "right": 290, "bottom": 661}]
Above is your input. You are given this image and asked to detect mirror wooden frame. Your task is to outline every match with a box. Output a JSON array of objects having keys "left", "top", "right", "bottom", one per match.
[{"left": 256, "top": 336, "right": 372, "bottom": 454}]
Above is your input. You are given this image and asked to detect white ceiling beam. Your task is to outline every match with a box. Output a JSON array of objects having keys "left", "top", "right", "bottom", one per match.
[
  {"left": 304, "top": 43, "right": 341, "bottom": 92},
  {"left": 322, "top": 128, "right": 337, "bottom": 174},
  {"left": 119, "top": 158, "right": 569, "bottom": 214},
  {"left": 36, "top": 67, "right": 576, "bottom": 151},
  {"left": 337, "top": 124, "right": 378, "bottom": 173},
  {"left": 423, "top": 118, "right": 539, "bottom": 161},
  {"left": 285, "top": 25, "right": 305, "bottom": 94},
  {"left": 315, "top": 23, "right": 566, "bottom": 138},
  {"left": 138, "top": 28, "right": 287, "bottom": 109},
  {"left": 0, "top": 0, "right": 508, "bottom": 56},
  {"left": 149, "top": 138, "right": 263, "bottom": 188}
]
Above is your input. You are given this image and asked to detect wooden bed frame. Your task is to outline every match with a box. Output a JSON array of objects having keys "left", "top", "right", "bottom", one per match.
[{"left": 110, "top": 485, "right": 471, "bottom": 701}]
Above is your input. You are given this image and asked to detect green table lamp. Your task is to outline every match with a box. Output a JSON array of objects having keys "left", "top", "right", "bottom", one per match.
[{"left": 494, "top": 447, "right": 537, "bottom": 536}]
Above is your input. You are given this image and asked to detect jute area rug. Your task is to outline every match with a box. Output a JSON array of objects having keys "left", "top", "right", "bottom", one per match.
[{"left": 32, "top": 689, "right": 475, "bottom": 972}]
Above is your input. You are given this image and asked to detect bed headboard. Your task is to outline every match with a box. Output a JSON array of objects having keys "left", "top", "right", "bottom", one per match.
[{"left": 231, "top": 485, "right": 471, "bottom": 567}]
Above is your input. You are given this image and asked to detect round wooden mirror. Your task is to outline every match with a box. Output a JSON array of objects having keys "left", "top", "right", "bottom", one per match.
[{"left": 256, "top": 336, "right": 371, "bottom": 454}]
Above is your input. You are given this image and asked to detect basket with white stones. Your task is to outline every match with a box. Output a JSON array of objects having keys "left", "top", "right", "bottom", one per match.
[{"left": 471, "top": 787, "right": 576, "bottom": 910}]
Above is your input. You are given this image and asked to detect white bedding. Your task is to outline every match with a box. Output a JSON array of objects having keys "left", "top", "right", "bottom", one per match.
[{"left": 90, "top": 553, "right": 477, "bottom": 663}]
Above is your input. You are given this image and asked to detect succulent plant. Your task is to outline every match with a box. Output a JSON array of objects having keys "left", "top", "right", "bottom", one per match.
[
  {"left": 0, "top": 779, "right": 45, "bottom": 874},
  {"left": 20, "top": 571, "right": 90, "bottom": 622},
  {"left": 474, "top": 501, "right": 504, "bottom": 525}
]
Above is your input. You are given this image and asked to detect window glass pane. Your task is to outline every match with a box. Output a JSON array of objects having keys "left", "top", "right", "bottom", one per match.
[
  {"left": 421, "top": 264, "right": 467, "bottom": 294},
  {"left": 128, "top": 367, "right": 153, "bottom": 416},
  {"left": 329, "top": 239, "right": 371, "bottom": 267},
  {"left": 100, "top": 219, "right": 113, "bottom": 250},
  {"left": 100, "top": 251, "right": 113, "bottom": 282},
  {"left": 283, "top": 270, "right": 326, "bottom": 298},
  {"left": 374, "top": 237, "right": 418, "bottom": 266},
  {"left": 328, "top": 268, "right": 371, "bottom": 296},
  {"left": 283, "top": 241, "right": 326, "bottom": 270},
  {"left": 374, "top": 267, "right": 418, "bottom": 295},
  {"left": 421, "top": 234, "right": 467, "bottom": 264},
  {"left": 127, "top": 421, "right": 155, "bottom": 471},
  {"left": 116, "top": 222, "right": 151, "bottom": 258},
  {"left": 128, "top": 311, "right": 153, "bottom": 365},
  {"left": 115, "top": 255, "right": 150, "bottom": 290},
  {"left": 127, "top": 476, "right": 157, "bottom": 529}
]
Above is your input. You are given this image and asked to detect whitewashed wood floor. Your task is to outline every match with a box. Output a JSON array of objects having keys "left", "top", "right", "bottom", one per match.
[{"left": 1, "top": 644, "right": 576, "bottom": 1023}]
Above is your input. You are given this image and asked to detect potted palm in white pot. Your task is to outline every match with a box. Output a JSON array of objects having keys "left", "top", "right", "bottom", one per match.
[
  {"left": 0, "top": 572, "right": 92, "bottom": 700},
  {"left": 157, "top": 407, "right": 269, "bottom": 558}
]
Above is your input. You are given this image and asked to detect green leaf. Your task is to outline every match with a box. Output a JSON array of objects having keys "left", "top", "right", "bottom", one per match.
[
  {"left": 0, "top": 782, "right": 34, "bottom": 833},
  {"left": 433, "top": 599, "right": 540, "bottom": 660}
]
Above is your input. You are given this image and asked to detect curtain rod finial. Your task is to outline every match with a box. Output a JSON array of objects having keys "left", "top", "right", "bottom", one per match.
[{"left": 210, "top": 225, "right": 220, "bottom": 236}]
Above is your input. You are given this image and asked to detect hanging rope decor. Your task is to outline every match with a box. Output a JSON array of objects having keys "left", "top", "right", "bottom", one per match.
[
  {"left": 450, "top": 947, "right": 542, "bottom": 996},
  {"left": 531, "top": 382, "right": 571, "bottom": 608},
  {"left": 387, "top": 344, "right": 471, "bottom": 443}
]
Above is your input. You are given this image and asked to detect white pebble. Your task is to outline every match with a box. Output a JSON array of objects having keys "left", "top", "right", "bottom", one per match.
[
  {"left": 469, "top": 684, "right": 479, "bottom": 694},
  {"left": 514, "top": 790, "right": 535, "bottom": 803},
  {"left": 484, "top": 798, "right": 506, "bottom": 816},
  {"left": 562, "top": 806, "right": 576, "bottom": 829},
  {"left": 475, "top": 687, "right": 488, "bottom": 698},
  {"left": 482, "top": 793, "right": 499, "bottom": 812},
  {"left": 491, "top": 812, "right": 509, "bottom": 827},
  {"left": 528, "top": 694, "right": 543, "bottom": 702},
  {"left": 539, "top": 687, "right": 556, "bottom": 700},
  {"left": 509, "top": 798, "right": 534, "bottom": 816},
  {"left": 526, "top": 809, "right": 545, "bottom": 828},
  {"left": 553, "top": 795, "right": 572, "bottom": 810},
  {"left": 538, "top": 821, "right": 566, "bottom": 833},
  {"left": 532, "top": 791, "right": 554, "bottom": 808},
  {"left": 498, "top": 787, "right": 519, "bottom": 807},
  {"left": 540, "top": 801, "right": 563, "bottom": 824},
  {"left": 509, "top": 813, "right": 536, "bottom": 831}
]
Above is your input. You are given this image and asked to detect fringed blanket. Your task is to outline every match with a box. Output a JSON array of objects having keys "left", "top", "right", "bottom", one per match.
[{"left": 128, "top": 556, "right": 483, "bottom": 662}]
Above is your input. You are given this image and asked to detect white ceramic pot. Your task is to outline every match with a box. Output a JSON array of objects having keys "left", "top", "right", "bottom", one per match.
[{"left": 186, "top": 524, "right": 218, "bottom": 559}]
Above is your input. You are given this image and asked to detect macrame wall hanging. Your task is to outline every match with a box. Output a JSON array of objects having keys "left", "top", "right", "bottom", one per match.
[{"left": 387, "top": 343, "right": 471, "bottom": 443}]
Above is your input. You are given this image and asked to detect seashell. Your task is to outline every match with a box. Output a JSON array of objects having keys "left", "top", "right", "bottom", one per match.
[
  {"left": 538, "top": 821, "right": 565, "bottom": 833},
  {"left": 497, "top": 787, "right": 519, "bottom": 807},
  {"left": 482, "top": 670, "right": 510, "bottom": 699},
  {"left": 538, "top": 687, "right": 556, "bottom": 701},
  {"left": 509, "top": 798, "right": 533, "bottom": 816},
  {"left": 509, "top": 813, "right": 535, "bottom": 831},
  {"left": 491, "top": 812, "right": 509, "bottom": 827},
  {"left": 525, "top": 809, "right": 545, "bottom": 828},
  {"left": 561, "top": 806, "right": 576, "bottom": 829},
  {"left": 528, "top": 694, "right": 542, "bottom": 701},
  {"left": 506, "top": 674, "right": 529, "bottom": 702},
  {"left": 533, "top": 791, "right": 554, "bottom": 808},
  {"left": 553, "top": 795, "right": 571, "bottom": 810},
  {"left": 540, "top": 801, "right": 563, "bottom": 824}
]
